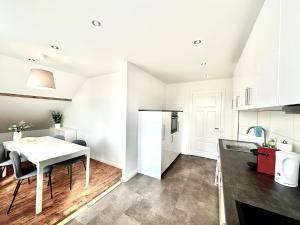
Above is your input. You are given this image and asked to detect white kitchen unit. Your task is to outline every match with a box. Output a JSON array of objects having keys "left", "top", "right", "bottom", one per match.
[
  {"left": 215, "top": 148, "right": 226, "bottom": 225},
  {"left": 234, "top": 0, "right": 300, "bottom": 109},
  {"left": 278, "top": 0, "right": 300, "bottom": 105},
  {"left": 49, "top": 127, "right": 77, "bottom": 142},
  {"left": 233, "top": 0, "right": 280, "bottom": 110},
  {"left": 138, "top": 110, "right": 182, "bottom": 179},
  {"left": 218, "top": 164, "right": 226, "bottom": 225}
]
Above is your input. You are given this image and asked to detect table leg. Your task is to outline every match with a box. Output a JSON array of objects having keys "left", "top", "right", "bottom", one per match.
[
  {"left": 2, "top": 167, "right": 7, "bottom": 177},
  {"left": 85, "top": 151, "right": 90, "bottom": 187},
  {"left": 36, "top": 164, "right": 43, "bottom": 214}
]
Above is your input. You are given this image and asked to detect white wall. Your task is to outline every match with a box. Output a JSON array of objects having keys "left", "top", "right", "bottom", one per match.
[
  {"left": 166, "top": 78, "right": 234, "bottom": 154},
  {"left": 237, "top": 110, "right": 300, "bottom": 154},
  {"left": 0, "top": 129, "right": 49, "bottom": 142},
  {"left": 63, "top": 71, "right": 127, "bottom": 168},
  {"left": 0, "top": 54, "right": 86, "bottom": 132},
  {"left": 124, "top": 62, "right": 166, "bottom": 181}
]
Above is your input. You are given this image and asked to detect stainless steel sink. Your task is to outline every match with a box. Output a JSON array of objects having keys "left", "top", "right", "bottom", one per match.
[{"left": 222, "top": 140, "right": 258, "bottom": 153}]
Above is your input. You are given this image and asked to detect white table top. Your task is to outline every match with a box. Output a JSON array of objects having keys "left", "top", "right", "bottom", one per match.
[{"left": 3, "top": 136, "right": 89, "bottom": 165}]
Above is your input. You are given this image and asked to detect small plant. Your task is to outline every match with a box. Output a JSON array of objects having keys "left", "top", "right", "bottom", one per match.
[
  {"left": 51, "top": 111, "right": 63, "bottom": 124},
  {"left": 8, "top": 121, "right": 31, "bottom": 132}
]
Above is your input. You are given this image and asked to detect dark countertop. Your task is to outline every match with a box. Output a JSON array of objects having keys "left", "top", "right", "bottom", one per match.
[{"left": 219, "top": 139, "right": 300, "bottom": 225}]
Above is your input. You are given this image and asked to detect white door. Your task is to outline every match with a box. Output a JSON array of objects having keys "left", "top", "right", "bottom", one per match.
[{"left": 190, "top": 91, "right": 223, "bottom": 159}]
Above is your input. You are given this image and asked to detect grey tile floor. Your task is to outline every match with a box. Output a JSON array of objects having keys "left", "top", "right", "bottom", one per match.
[{"left": 67, "top": 155, "right": 218, "bottom": 225}]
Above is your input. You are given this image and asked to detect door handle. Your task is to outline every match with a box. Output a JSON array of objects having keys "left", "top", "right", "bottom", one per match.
[
  {"left": 215, "top": 128, "right": 222, "bottom": 132},
  {"left": 235, "top": 96, "right": 240, "bottom": 108},
  {"left": 245, "top": 88, "right": 253, "bottom": 106},
  {"left": 245, "top": 88, "right": 248, "bottom": 105}
]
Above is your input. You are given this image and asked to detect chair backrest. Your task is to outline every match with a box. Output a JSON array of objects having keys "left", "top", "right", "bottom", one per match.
[
  {"left": 72, "top": 140, "right": 87, "bottom": 146},
  {"left": 54, "top": 135, "right": 65, "bottom": 140},
  {"left": 0, "top": 143, "right": 6, "bottom": 163},
  {"left": 9, "top": 151, "right": 23, "bottom": 179}
]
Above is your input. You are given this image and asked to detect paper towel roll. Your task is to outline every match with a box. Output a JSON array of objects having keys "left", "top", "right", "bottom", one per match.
[{"left": 277, "top": 141, "right": 293, "bottom": 152}]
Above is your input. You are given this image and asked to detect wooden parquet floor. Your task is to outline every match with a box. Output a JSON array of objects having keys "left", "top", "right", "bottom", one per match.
[{"left": 0, "top": 159, "right": 122, "bottom": 225}]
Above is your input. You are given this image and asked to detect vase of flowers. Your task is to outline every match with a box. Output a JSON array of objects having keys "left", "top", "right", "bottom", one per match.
[
  {"left": 51, "top": 111, "right": 63, "bottom": 128},
  {"left": 8, "top": 121, "right": 31, "bottom": 142}
]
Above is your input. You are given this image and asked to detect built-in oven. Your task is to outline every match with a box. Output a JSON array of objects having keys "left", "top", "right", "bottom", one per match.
[{"left": 171, "top": 112, "right": 178, "bottom": 134}]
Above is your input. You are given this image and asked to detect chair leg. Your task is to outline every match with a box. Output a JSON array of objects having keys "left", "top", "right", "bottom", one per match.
[
  {"left": 0, "top": 166, "right": 4, "bottom": 178},
  {"left": 48, "top": 172, "right": 53, "bottom": 199},
  {"left": 82, "top": 160, "right": 86, "bottom": 170},
  {"left": 7, "top": 179, "right": 22, "bottom": 214},
  {"left": 12, "top": 180, "right": 22, "bottom": 196},
  {"left": 69, "top": 165, "right": 72, "bottom": 190},
  {"left": 67, "top": 166, "right": 70, "bottom": 175},
  {"left": 28, "top": 178, "right": 30, "bottom": 184}
]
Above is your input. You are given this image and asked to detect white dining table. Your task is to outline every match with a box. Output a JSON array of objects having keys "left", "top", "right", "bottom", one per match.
[{"left": 3, "top": 136, "right": 90, "bottom": 214}]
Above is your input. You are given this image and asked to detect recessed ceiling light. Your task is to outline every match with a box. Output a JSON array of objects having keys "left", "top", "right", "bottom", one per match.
[
  {"left": 194, "top": 40, "right": 202, "bottom": 44},
  {"left": 28, "top": 58, "right": 36, "bottom": 62},
  {"left": 92, "top": 20, "right": 101, "bottom": 27},
  {"left": 51, "top": 45, "right": 59, "bottom": 50}
]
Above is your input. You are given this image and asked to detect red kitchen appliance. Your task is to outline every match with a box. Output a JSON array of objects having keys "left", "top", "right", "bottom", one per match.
[{"left": 257, "top": 147, "right": 277, "bottom": 176}]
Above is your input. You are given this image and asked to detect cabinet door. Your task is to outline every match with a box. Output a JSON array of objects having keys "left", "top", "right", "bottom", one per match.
[
  {"left": 233, "top": 0, "right": 280, "bottom": 109},
  {"left": 233, "top": 76, "right": 243, "bottom": 110},
  {"left": 161, "top": 112, "right": 172, "bottom": 151},
  {"left": 161, "top": 112, "right": 172, "bottom": 174},
  {"left": 170, "top": 112, "right": 182, "bottom": 154},
  {"left": 219, "top": 171, "right": 226, "bottom": 225},
  {"left": 278, "top": 0, "right": 300, "bottom": 105},
  {"left": 49, "top": 127, "right": 77, "bottom": 142},
  {"left": 161, "top": 112, "right": 182, "bottom": 174},
  {"left": 174, "top": 112, "right": 182, "bottom": 154}
]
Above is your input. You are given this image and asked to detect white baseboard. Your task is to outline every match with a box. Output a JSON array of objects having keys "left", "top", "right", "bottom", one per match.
[
  {"left": 122, "top": 170, "right": 138, "bottom": 182},
  {"left": 91, "top": 155, "right": 122, "bottom": 169},
  {"left": 188, "top": 151, "right": 217, "bottom": 160}
]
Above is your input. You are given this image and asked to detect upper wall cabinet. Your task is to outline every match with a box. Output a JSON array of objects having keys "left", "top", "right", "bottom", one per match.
[
  {"left": 278, "top": 0, "right": 300, "bottom": 105},
  {"left": 233, "top": 0, "right": 280, "bottom": 110}
]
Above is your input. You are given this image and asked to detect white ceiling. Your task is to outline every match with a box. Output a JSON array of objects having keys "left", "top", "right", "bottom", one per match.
[
  {"left": 0, "top": 55, "right": 86, "bottom": 132},
  {"left": 0, "top": 0, "right": 265, "bottom": 83}
]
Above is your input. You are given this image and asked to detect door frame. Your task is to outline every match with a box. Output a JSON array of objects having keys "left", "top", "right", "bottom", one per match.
[{"left": 188, "top": 89, "right": 225, "bottom": 159}]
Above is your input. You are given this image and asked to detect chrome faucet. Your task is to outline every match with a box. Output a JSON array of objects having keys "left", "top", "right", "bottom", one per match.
[{"left": 246, "top": 126, "right": 267, "bottom": 147}]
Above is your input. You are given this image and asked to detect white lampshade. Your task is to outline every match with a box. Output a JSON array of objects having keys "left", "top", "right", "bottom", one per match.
[{"left": 27, "top": 69, "right": 56, "bottom": 90}]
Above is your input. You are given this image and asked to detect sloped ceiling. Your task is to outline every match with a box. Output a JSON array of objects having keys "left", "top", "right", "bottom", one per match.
[
  {"left": 0, "top": 97, "right": 69, "bottom": 132},
  {"left": 0, "top": 0, "right": 265, "bottom": 83},
  {"left": 0, "top": 55, "right": 86, "bottom": 132}
]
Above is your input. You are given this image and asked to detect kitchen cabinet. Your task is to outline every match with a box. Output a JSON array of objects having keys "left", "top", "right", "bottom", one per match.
[
  {"left": 215, "top": 148, "right": 226, "bottom": 225},
  {"left": 161, "top": 112, "right": 182, "bottom": 173},
  {"left": 233, "top": 0, "right": 280, "bottom": 110},
  {"left": 234, "top": 0, "right": 300, "bottom": 109},
  {"left": 219, "top": 171, "right": 226, "bottom": 225},
  {"left": 278, "top": 0, "right": 300, "bottom": 105},
  {"left": 49, "top": 127, "right": 77, "bottom": 142},
  {"left": 138, "top": 110, "right": 182, "bottom": 179}
]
